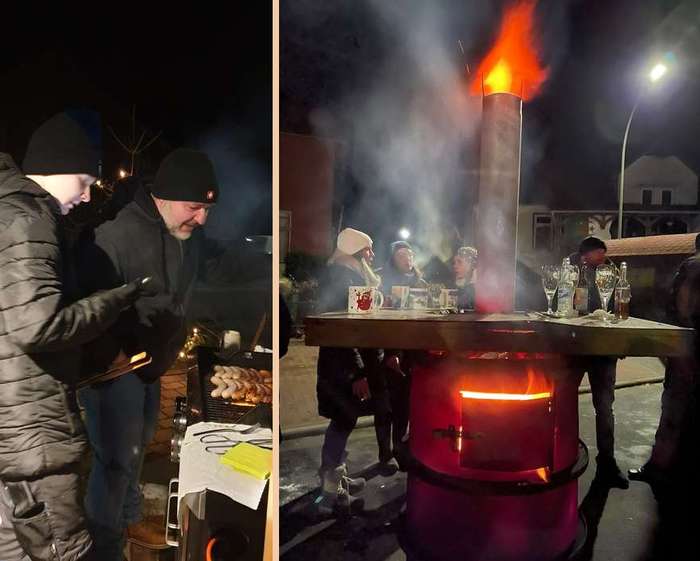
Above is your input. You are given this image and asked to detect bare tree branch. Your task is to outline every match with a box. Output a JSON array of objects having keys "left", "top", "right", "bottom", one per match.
[
  {"left": 136, "top": 131, "right": 163, "bottom": 154},
  {"left": 108, "top": 125, "right": 131, "bottom": 153},
  {"left": 133, "top": 130, "right": 147, "bottom": 153}
]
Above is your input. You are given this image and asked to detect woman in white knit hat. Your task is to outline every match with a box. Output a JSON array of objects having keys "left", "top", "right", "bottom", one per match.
[{"left": 314, "top": 228, "right": 386, "bottom": 513}]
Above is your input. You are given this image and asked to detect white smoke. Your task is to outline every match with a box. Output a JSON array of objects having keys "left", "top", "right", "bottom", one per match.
[{"left": 308, "top": 1, "right": 493, "bottom": 262}]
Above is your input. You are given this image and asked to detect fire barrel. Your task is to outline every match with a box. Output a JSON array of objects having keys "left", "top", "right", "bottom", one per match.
[{"left": 404, "top": 352, "right": 586, "bottom": 561}]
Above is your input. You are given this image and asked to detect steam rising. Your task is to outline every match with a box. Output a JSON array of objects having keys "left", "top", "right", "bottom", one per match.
[
  {"left": 194, "top": 119, "right": 271, "bottom": 240},
  {"left": 286, "top": 0, "right": 571, "bottom": 263},
  {"left": 310, "top": 1, "right": 490, "bottom": 262}
]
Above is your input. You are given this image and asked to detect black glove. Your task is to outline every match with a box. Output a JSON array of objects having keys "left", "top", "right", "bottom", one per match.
[{"left": 129, "top": 276, "right": 160, "bottom": 298}]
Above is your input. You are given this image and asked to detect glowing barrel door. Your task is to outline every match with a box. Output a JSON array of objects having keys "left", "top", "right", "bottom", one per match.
[{"left": 405, "top": 353, "right": 585, "bottom": 561}]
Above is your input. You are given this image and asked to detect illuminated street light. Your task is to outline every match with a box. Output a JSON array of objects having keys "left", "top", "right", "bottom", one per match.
[
  {"left": 618, "top": 59, "right": 670, "bottom": 238},
  {"left": 399, "top": 228, "right": 411, "bottom": 240},
  {"left": 118, "top": 169, "right": 128, "bottom": 179},
  {"left": 649, "top": 63, "right": 667, "bottom": 83}
]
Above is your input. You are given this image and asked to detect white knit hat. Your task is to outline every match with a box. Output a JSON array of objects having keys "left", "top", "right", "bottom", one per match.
[{"left": 337, "top": 228, "right": 373, "bottom": 255}]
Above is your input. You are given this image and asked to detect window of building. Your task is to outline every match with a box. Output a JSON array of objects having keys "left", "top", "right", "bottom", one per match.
[
  {"left": 661, "top": 190, "right": 672, "bottom": 206},
  {"left": 533, "top": 214, "right": 553, "bottom": 250},
  {"left": 642, "top": 189, "right": 653, "bottom": 206}
]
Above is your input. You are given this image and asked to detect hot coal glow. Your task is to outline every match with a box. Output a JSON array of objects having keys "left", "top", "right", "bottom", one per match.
[
  {"left": 470, "top": 0, "right": 548, "bottom": 100},
  {"left": 460, "top": 390, "right": 551, "bottom": 401}
]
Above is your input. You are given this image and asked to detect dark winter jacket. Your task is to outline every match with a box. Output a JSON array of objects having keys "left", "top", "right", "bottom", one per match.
[
  {"left": 378, "top": 263, "right": 427, "bottom": 295},
  {"left": 668, "top": 254, "right": 700, "bottom": 329},
  {"left": 568, "top": 253, "right": 617, "bottom": 312},
  {"left": 0, "top": 154, "right": 139, "bottom": 481},
  {"left": 316, "top": 263, "right": 383, "bottom": 425},
  {"left": 79, "top": 186, "right": 200, "bottom": 383}
]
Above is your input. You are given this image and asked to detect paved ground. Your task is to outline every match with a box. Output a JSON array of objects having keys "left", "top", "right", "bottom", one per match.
[{"left": 280, "top": 381, "right": 699, "bottom": 561}]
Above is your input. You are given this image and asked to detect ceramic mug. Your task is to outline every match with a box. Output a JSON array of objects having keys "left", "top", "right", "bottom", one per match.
[
  {"left": 348, "top": 286, "right": 384, "bottom": 314},
  {"left": 439, "top": 288, "right": 459, "bottom": 310},
  {"left": 409, "top": 288, "right": 429, "bottom": 310}
]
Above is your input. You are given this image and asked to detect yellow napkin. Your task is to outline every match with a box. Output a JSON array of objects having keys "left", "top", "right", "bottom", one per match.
[{"left": 220, "top": 442, "right": 272, "bottom": 480}]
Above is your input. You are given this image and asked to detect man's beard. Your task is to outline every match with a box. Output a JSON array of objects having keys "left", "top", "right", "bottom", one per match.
[{"left": 168, "top": 224, "right": 194, "bottom": 240}]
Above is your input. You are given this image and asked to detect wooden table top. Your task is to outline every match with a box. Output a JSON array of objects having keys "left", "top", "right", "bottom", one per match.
[{"left": 304, "top": 310, "right": 695, "bottom": 357}]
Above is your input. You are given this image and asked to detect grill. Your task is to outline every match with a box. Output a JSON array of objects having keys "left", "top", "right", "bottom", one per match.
[
  {"left": 186, "top": 346, "right": 272, "bottom": 426},
  {"left": 167, "top": 346, "right": 272, "bottom": 561}
]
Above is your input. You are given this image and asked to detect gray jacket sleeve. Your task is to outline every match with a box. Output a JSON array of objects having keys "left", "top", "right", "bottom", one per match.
[{"left": 0, "top": 210, "right": 139, "bottom": 353}]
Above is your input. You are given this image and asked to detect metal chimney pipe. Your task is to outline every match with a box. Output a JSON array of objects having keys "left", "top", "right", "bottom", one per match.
[{"left": 474, "top": 92, "right": 523, "bottom": 313}]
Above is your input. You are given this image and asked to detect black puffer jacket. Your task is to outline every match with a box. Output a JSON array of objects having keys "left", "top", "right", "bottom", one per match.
[
  {"left": 0, "top": 154, "right": 139, "bottom": 480},
  {"left": 79, "top": 186, "right": 199, "bottom": 382},
  {"left": 316, "top": 264, "right": 383, "bottom": 425}
]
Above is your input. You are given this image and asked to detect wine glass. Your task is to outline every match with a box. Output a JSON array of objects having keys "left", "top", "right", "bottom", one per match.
[
  {"left": 595, "top": 264, "right": 618, "bottom": 321},
  {"left": 541, "top": 265, "right": 560, "bottom": 315}
]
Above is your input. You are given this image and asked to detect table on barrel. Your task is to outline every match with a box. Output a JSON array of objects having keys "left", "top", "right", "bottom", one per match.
[
  {"left": 305, "top": 310, "right": 694, "bottom": 356},
  {"left": 304, "top": 310, "right": 694, "bottom": 561}
]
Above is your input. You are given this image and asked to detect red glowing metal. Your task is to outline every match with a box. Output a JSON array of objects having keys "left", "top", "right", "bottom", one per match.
[{"left": 470, "top": 1, "right": 548, "bottom": 100}]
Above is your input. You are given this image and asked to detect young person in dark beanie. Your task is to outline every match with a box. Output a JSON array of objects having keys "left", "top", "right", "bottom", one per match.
[
  {"left": 568, "top": 236, "right": 628, "bottom": 489},
  {"left": 377, "top": 240, "right": 427, "bottom": 295},
  {"left": 0, "top": 112, "right": 154, "bottom": 561},
  {"left": 77, "top": 148, "right": 218, "bottom": 561}
]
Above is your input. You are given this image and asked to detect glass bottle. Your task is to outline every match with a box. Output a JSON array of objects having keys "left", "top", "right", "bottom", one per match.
[{"left": 615, "top": 262, "right": 631, "bottom": 320}]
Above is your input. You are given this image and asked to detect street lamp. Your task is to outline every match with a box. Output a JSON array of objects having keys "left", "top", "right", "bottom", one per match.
[
  {"left": 617, "top": 61, "right": 669, "bottom": 239},
  {"left": 399, "top": 227, "right": 411, "bottom": 240}
]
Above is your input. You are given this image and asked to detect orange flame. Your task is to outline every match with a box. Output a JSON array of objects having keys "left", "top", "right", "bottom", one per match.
[{"left": 470, "top": 1, "right": 548, "bottom": 100}]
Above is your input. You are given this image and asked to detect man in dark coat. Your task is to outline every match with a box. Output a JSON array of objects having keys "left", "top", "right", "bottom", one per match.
[
  {"left": 629, "top": 234, "right": 700, "bottom": 490},
  {"left": 0, "top": 113, "right": 150, "bottom": 561},
  {"left": 316, "top": 228, "right": 384, "bottom": 513},
  {"left": 77, "top": 149, "right": 218, "bottom": 560},
  {"left": 569, "top": 236, "right": 628, "bottom": 489}
]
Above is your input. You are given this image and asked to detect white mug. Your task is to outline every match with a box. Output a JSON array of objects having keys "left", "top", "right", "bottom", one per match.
[
  {"left": 348, "top": 286, "right": 384, "bottom": 314},
  {"left": 440, "top": 288, "right": 459, "bottom": 310},
  {"left": 391, "top": 286, "right": 411, "bottom": 309},
  {"left": 409, "top": 288, "right": 429, "bottom": 310}
]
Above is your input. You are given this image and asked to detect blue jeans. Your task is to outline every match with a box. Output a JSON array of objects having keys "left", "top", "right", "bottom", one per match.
[{"left": 79, "top": 375, "right": 160, "bottom": 561}]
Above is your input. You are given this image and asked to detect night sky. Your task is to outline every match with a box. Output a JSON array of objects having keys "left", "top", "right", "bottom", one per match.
[
  {"left": 0, "top": 4, "right": 271, "bottom": 239},
  {"left": 281, "top": 0, "right": 700, "bottom": 255}
]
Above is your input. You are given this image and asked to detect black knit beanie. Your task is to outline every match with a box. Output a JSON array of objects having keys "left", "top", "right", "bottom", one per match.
[
  {"left": 22, "top": 113, "right": 99, "bottom": 176},
  {"left": 151, "top": 148, "right": 219, "bottom": 203}
]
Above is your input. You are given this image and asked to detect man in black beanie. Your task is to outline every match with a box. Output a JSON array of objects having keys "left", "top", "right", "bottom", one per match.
[
  {"left": 0, "top": 112, "right": 154, "bottom": 561},
  {"left": 568, "top": 236, "right": 629, "bottom": 489},
  {"left": 77, "top": 148, "right": 218, "bottom": 561}
]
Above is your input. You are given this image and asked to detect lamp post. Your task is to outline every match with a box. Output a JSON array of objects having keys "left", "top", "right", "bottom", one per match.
[{"left": 617, "top": 62, "right": 668, "bottom": 239}]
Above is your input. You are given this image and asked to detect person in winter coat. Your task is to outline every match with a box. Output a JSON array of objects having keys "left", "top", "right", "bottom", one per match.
[
  {"left": 0, "top": 113, "right": 152, "bottom": 561},
  {"left": 377, "top": 240, "right": 426, "bottom": 472},
  {"left": 378, "top": 240, "right": 427, "bottom": 295},
  {"left": 628, "top": 234, "right": 700, "bottom": 491},
  {"left": 568, "top": 236, "right": 628, "bottom": 489},
  {"left": 76, "top": 149, "right": 217, "bottom": 560},
  {"left": 448, "top": 246, "right": 477, "bottom": 310},
  {"left": 315, "top": 228, "right": 385, "bottom": 513}
]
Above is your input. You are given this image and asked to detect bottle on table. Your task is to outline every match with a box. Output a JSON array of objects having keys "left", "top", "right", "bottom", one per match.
[
  {"left": 557, "top": 257, "right": 577, "bottom": 317},
  {"left": 574, "top": 263, "right": 589, "bottom": 314},
  {"left": 615, "top": 262, "right": 631, "bottom": 320}
]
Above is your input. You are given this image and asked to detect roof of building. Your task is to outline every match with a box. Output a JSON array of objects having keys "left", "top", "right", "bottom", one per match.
[{"left": 605, "top": 233, "right": 697, "bottom": 257}]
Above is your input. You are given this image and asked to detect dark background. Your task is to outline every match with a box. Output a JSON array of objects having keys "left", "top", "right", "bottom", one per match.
[{"left": 0, "top": 3, "right": 272, "bottom": 240}]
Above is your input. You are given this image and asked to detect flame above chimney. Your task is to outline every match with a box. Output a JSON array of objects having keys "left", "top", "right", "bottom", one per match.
[{"left": 470, "top": 1, "right": 548, "bottom": 101}]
